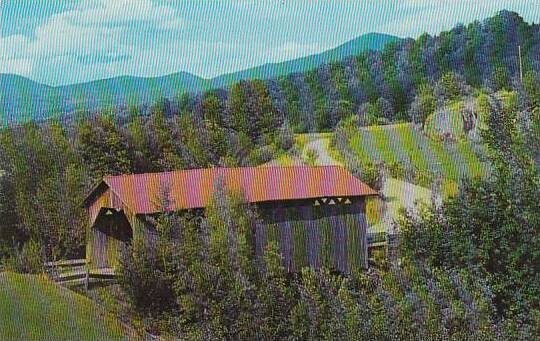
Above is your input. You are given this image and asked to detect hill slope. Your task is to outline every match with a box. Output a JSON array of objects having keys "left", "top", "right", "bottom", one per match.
[
  {"left": 1, "top": 33, "right": 398, "bottom": 124},
  {"left": 0, "top": 272, "right": 131, "bottom": 340},
  {"left": 208, "top": 33, "right": 399, "bottom": 88}
]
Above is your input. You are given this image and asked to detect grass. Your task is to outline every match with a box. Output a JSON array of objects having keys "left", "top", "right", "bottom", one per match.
[
  {"left": 383, "top": 178, "right": 431, "bottom": 219},
  {"left": 348, "top": 123, "right": 487, "bottom": 195},
  {"left": 424, "top": 101, "right": 467, "bottom": 140},
  {"left": 270, "top": 153, "right": 300, "bottom": 166},
  {"left": 0, "top": 272, "right": 130, "bottom": 341},
  {"left": 366, "top": 196, "right": 384, "bottom": 227}
]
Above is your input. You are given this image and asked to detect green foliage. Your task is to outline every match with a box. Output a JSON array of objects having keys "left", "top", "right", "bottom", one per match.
[
  {"left": 359, "top": 101, "right": 385, "bottom": 126},
  {"left": 409, "top": 33, "right": 428, "bottom": 86},
  {"left": 331, "top": 116, "right": 384, "bottom": 190},
  {"left": 202, "top": 92, "right": 228, "bottom": 162},
  {"left": 435, "top": 30, "right": 454, "bottom": 74},
  {"left": 523, "top": 71, "right": 540, "bottom": 107},
  {"left": 303, "top": 148, "right": 319, "bottom": 166},
  {"left": 381, "top": 43, "right": 407, "bottom": 115},
  {"left": 410, "top": 83, "right": 436, "bottom": 125},
  {"left": 400, "top": 96, "right": 540, "bottom": 320},
  {"left": 492, "top": 65, "right": 510, "bottom": 91},
  {"left": 4, "top": 239, "right": 44, "bottom": 274},
  {"left": 464, "top": 21, "right": 482, "bottom": 87},
  {"left": 355, "top": 54, "right": 379, "bottom": 103},
  {"left": 279, "top": 77, "right": 305, "bottom": 132},
  {"left": 175, "top": 114, "right": 212, "bottom": 168},
  {"left": 76, "top": 114, "right": 132, "bottom": 177},
  {"left": 274, "top": 122, "right": 295, "bottom": 151},
  {"left": 126, "top": 113, "right": 156, "bottom": 172},
  {"left": 148, "top": 105, "right": 185, "bottom": 170},
  {"left": 0, "top": 122, "right": 88, "bottom": 263},
  {"left": 439, "top": 72, "right": 463, "bottom": 100},
  {"left": 229, "top": 79, "right": 279, "bottom": 143}
]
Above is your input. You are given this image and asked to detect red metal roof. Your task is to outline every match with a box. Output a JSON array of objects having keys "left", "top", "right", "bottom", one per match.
[{"left": 89, "top": 166, "right": 377, "bottom": 214}]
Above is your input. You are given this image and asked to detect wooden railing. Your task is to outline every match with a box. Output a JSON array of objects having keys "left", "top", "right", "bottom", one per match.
[
  {"left": 44, "top": 259, "right": 115, "bottom": 287},
  {"left": 367, "top": 231, "right": 387, "bottom": 245},
  {"left": 45, "top": 258, "right": 87, "bottom": 284}
]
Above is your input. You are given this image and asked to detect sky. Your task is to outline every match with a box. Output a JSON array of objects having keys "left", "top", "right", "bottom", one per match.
[{"left": 1, "top": 0, "right": 538, "bottom": 86}]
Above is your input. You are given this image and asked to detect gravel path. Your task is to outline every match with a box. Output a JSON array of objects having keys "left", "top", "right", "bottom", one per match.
[{"left": 304, "top": 136, "right": 340, "bottom": 166}]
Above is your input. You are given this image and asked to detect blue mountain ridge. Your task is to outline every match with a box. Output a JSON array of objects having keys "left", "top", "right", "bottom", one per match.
[{"left": 0, "top": 33, "right": 399, "bottom": 125}]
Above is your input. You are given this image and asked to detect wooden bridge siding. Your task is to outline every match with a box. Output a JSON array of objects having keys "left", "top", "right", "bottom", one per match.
[
  {"left": 257, "top": 196, "right": 366, "bottom": 223},
  {"left": 89, "top": 211, "right": 134, "bottom": 269},
  {"left": 86, "top": 193, "right": 371, "bottom": 272},
  {"left": 333, "top": 217, "right": 347, "bottom": 273},
  {"left": 91, "top": 226, "right": 108, "bottom": 269},
  {"left": 255, "top": 212, "right": 368, "bottom": 273},
  {"left": 306, "top": 220, "right": 321, "bottom": 269},
  {"left": 280, "top": 221, "right": 293, "bottom": 271}
]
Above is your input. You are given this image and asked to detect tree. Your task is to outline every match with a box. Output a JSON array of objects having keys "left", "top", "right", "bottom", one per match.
[
  {"left": 147, "top": 103, "right": 184, "bottom": 171},
  {"left": 523, "top": 71, "right": 540, "bottom": 107},
  {"left": 492, "top": 64, "right": 510, "bottom": 91},
  {"left": 436, "top": 72, "right": 463, "bottom": 100},
  {"left": 201, "top": 92, "right": 227, "bottom": 163},
  {"left": 400, "top": 96, "right": 540, "bottom": 317},
  {"left": 76, "top": 114, "right": 132, "bottom": 178},
  {"left": 175, "top": 114, "right": 211, "bottom": 168},
  {"left": 409, "top": 83, "right": 436, "bottom": 125},
  {"left": 0, "top": 153, "right": 19, "bottom": 261},
  {"left": 256, "top": 242, "right": 295, "bottom": 339},
  {"left": 126, "top": 113, "right": 157, "bottom": 173}
]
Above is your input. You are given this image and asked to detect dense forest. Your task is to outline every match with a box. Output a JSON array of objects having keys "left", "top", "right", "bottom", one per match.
[{"left": 1, "top": 10, "right": 540, "bottom": 340}]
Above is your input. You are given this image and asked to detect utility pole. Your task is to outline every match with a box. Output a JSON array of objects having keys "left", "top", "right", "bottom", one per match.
[{"left": 518, "top": 45, "right": 523, "bottom": 83}]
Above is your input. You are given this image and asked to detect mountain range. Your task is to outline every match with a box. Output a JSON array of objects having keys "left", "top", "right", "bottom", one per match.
[{"left": 0, "top": 33, "right": 398, "bottom": 125}]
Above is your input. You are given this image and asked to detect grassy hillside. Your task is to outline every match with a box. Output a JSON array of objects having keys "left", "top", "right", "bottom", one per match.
[
  {"left": 347, "top": 123, "right": 488, "bottom": 195},
  {"left": 0, "top": 272, "right": 130, "bottom": 341}
]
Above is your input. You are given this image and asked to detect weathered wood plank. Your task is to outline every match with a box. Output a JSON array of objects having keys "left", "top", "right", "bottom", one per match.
[
  {"left": 255, "top": 213, "right": 368, "bottom": 273},
  {"left": 44, "top": 259, "right": 86, "bottom": 267}
]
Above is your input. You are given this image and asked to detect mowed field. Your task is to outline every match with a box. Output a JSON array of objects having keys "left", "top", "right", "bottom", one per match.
[
  {"left": 348, "top": 123, "right": 488, "bottom": 195},
  {"left": 0, "top": 272, "right": 130, "bottom": 341}
]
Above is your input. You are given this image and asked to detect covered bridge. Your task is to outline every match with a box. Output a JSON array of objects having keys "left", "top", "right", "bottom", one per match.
[{"left": 83, "top": 166, "right": 378, "bottom": 273}]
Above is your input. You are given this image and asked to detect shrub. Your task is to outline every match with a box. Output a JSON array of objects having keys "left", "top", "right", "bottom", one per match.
[
  {"left": 4, "top": 239, "right": 44, "bottom": 274},
  {"left": 118, "top": 236, "right": 177, "bottom": 317},
  {"left": 274, "top": 122, "right": 295, "bottom": 151},
  {"left": 304, "top": 148, "right": 319, "bottom": 166},
  {"left": 248, "top": 145, "right": 276, "bottom": 165}
]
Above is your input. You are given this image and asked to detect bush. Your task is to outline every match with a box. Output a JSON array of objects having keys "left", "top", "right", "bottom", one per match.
[
  {"left": 435, "top": 72, "right": 471, "bottom": 101},
  {"left": 304, "top": 148, "right": 319, "bottom": 166},
  {"left": 248, "top": 145, "right": 277, "bottom": 165},
  {"left": 118, "top": 236, "right": 177, "bottom": 317},
  {"left": 274, "top": 122, "right": 295, "bottom": 151},
  {"left": 409, "top": 83, "right": 436, "bottom": 126},
  {"left": 4, "top": 239, "right": 44, "bottom": 274}
]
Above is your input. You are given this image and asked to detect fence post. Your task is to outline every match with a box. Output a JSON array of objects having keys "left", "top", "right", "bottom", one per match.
[{"left": 85, "top": 261, "right": 89, "bottom": 292}]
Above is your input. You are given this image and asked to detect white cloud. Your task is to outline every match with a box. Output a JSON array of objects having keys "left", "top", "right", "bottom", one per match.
[
  {"left": 71, "top": 0, "right": 184, "bottom": 31},
  {"left": 1, "top": 0, "right": 186, "bottom": 84}
]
